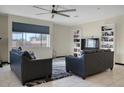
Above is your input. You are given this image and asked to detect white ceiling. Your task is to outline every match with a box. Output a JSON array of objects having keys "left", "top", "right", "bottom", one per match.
[{"left": 0, "top": 5, "right": 124, "bottom": 26}]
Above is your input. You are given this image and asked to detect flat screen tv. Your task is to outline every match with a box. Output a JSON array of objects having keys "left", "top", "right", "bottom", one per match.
[{"left": 81, "top": 38, "right": 99, "bottom": 50}]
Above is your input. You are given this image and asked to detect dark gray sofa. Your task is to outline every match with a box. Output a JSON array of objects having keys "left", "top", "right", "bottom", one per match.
[
  {"left": 66, "top": 49, "right": 114, "bottom": 79},
  {"left": 10, "top": 49, "right": 52, "bottom": 85}
]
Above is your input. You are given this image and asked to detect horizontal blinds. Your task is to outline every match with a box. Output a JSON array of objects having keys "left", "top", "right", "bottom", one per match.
[{"left": 12, "top": 22, "right": 49, "bottom": 34}]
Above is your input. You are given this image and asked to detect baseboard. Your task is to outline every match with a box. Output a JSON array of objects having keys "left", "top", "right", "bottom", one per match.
[
  {"left": 0, "top": 62, "right": 10, "bottom": 67},
  {"left": 0, "top": 62, "right": 10, "bottom": 68},
  {"left": 2, "top": 61, "right": 10, "bottom": 64},
  {"left": 115, "top": 63, "right": 124, "bottom": 65}
]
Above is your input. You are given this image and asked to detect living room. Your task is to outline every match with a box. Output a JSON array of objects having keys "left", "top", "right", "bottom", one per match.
[{"left": 1, "top": 3, "right": 124, "bottom": 90}]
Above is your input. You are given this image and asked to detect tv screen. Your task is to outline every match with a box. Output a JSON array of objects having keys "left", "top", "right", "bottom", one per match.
[
  {"left": 86, "top": 39, "right": 97, "bottom": 48},
  {"left": 81, "top": 38, "right": 99, "bottom": 50}
]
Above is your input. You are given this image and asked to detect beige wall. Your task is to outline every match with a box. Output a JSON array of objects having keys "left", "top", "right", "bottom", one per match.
[
  {"left": 8, "top": 15, "right": 73, "bottom": 59},
  {"left": 0, "top": 14, "right": 73, "bottom": 62},
  {"left": 53, "top": 24, "right": 73, "bottom": 57},
  {"left": 8, "top": 15, "right": 54, "bottom": 60},
  {"left": 1, "top": 14, "right": 124, "bottom": 64},
  {"left": 80, "top": 21, "right": 103, "bottom": 38},
  {"left": 79, "top": 15, "right": 124, "bottom": 64},
  {"left": 0, "top": 15, "right": 8, "bottom": 62}
]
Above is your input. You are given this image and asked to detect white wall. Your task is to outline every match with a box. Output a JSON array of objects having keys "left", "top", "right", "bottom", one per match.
[
  {"left": 0, "top": 15, "right": 8, "bottom": 62},
  {"left": 1, "top": 14, "right": 124, "bottom": 64},
  {"left": 0, "top": 14, "right": 74, "bottom": 62},
  {"left": 8, "top": 15, "right": 54, "bottom": 60},
  {"left": 79, "top": 15, "right": 124, "bottom": 64},
  {"left": 53, "top": 24, "right": 73, "bottom": 57},
  {"left": 4, "top": 15, "right": 73, "bottom": 61},
  {"left": 80, "top": 21, "right": 103, "bottom": 38}
]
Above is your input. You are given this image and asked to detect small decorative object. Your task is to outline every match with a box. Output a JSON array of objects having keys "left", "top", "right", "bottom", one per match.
[
  {"left": 76, "top": 43, "right": 80, "bottom": 47},
  {"left": 18, "top": 46, "right": 22, "bottom": 51},
  {"left": 77, "top": 30, "right": 79, "bottom": 34}
]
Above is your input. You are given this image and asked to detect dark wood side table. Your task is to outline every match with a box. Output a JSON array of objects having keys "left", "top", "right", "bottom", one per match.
[{"left": 0, "top": 61, "right": 2, "bottom": 67}]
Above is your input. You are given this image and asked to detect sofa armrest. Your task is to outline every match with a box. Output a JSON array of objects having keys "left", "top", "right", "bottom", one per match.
[{"left": 66, "top": 55, "right": 85, "bottom": 74}]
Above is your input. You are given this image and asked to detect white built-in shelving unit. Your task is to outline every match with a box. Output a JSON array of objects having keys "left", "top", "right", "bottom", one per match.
[
  {"left": 73, "top": 30, "right": 81, "bottom": 57},
  {"left": 101, "top": 24, "right": 115, "bottom": 51}
]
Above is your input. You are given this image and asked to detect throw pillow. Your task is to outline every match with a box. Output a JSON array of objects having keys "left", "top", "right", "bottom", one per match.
[
  {"left": 23, "top": 51, "right": 32, "bottom": 60},
  {"left": 29, "top": 51, "right": 36, "bottom": 59}
]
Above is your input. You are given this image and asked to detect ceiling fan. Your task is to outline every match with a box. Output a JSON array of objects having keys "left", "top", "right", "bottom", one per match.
[{"left": 33, "top": 5, "right": 76, "bottom": 18}]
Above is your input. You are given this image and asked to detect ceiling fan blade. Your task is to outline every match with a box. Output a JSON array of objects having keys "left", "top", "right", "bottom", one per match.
[
  {"left": 33, "top": 6, "right": 51, "bottom": 12},
  {"left": 55, "top": 5, "right": 59, "bottom": 10},
  {"left": 57, "top": 9, "right": 76, "bottom": 12},
  {"left": 56, "top": 12, "right": 70, "bottom": 17},
  {"left": 36, "top": 12, "right": 50, "bottom": 15},
  {"left": 58, "top": 6, "right": 68, "bottom": 10}
]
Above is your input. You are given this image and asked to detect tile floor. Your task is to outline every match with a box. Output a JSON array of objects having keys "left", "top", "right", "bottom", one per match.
[{"left": 0, "top": 58, "right": 124, "bottom": 87}]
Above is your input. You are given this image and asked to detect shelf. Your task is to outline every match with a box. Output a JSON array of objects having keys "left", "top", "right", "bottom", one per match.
[
  {"left": 73, "top": 30, "right": 81, "bottom": 57},
  {"left": 101, "top": 24, "right": 115, "bottom": 51},
  {"left": 101, "top": 30, "right": 114, "bottom": 32}
]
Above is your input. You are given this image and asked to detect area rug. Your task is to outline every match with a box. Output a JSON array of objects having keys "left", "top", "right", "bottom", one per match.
[{"left": 25, "top": 61, "right": 72, "bottom": 87}]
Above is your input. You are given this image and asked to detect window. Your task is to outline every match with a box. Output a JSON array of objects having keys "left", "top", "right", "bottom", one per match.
[
  {"left": 23, "top": 33, "right": 42, "bottom": 47},
  {"left": 12, "top": 32, "right": 23, "bottom": 48},
  {"left": 41, "top": 34, "right": 50, "bottom": 47},
  {"left": 12, "top": 32, "right": 50, "bottom": 48}
]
